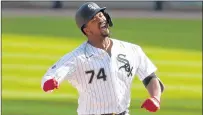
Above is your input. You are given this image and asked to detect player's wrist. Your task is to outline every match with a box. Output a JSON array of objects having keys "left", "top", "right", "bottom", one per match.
[{"left": 151, "top": 96, "right": 160, "bottom": 104}]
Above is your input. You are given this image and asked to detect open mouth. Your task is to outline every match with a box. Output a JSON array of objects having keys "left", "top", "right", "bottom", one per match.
[{"left": 100, "top": 22, "right": 108, "bottom": 30}]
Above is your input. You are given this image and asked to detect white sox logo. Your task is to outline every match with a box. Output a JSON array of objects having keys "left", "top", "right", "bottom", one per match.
[
  {"left": 117, "top": 54, "right": 133, "bottom": 77},
  {"left": 88, "top": 4, "right": 96, "bottom": 10}
]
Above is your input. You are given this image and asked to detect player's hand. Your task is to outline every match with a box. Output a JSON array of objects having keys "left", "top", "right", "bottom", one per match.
[
  {"left": 43, "top": 78, "right": 59, "bottom": 92},
  {"left": 141, "top": 96, "right": 160, "bottom": 112}
]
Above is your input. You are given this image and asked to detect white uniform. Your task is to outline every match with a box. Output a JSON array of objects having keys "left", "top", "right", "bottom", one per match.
[{"left": 41, "top": 38, "right": 157, "bottom": 115}]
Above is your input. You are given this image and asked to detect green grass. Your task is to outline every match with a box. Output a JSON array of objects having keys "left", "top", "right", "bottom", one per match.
[
  {"left": 2, "top": 17, "right": 202, "bottom": 51},
  {"left": 2, "top": 17, "right": 202, "bottom": 115}
]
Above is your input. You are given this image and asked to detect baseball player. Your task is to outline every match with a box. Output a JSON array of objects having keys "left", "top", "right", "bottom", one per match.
[{"left": 41, "top": 2, "right": 164, "bottom": 115}]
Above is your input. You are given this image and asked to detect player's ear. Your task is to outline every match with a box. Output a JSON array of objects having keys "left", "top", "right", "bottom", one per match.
[{"left": 83, "top": 27, "right": 92, "bottom": 36}]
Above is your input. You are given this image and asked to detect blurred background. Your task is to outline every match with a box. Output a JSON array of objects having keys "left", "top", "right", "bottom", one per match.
[{"left": 2, "top": 1, "right": 202, "bottom": 115}]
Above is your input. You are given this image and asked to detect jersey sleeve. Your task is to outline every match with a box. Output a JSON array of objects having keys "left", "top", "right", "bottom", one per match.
[
  {"left": 135, "top": 46, "right": 157, "bottom": 81},
  {"left": 41, "top": 56, "right": 77, "bottom": 90}
]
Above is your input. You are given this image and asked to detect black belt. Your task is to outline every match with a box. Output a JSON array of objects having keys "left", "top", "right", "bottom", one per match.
[{"left": 101, "top": 111, "right": 126, "bottom": 115}]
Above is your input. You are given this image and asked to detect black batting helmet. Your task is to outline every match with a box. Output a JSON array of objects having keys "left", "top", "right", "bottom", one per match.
[{"left": 75, "top": 2, "right": 113, "bottom": 34}]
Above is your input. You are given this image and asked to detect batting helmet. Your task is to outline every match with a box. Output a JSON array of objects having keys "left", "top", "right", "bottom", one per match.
[{"left": 75, "top": 2, "right": 113, "bottom": 34}]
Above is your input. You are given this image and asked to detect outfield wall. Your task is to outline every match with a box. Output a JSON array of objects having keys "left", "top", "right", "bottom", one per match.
[{"left": 2, "top": 1, "right": 202, "bottom": 11}]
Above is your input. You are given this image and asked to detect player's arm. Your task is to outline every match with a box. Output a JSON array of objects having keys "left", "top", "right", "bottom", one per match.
[
  {"left": 141, "top": 73, "right": 164, "bottom": 112},
  {"left": 143, "top": 73, "right": 164, "bottom": 101},
  {"left": 134, "top": 45, "right": 164, "bottom": 112},
  {"left": 41, "top": 58, "right": 76, "bottom": 92}
]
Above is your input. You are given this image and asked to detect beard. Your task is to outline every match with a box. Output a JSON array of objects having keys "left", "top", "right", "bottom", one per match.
[
  {"left": 99, "top": 22, "right": 110, "bottom": 38},
  {"left": 101, "top": 27, "right": 110, "bottom": 37}
]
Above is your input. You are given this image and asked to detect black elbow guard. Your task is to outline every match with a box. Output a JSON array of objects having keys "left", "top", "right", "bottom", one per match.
[
  {"left": 142, "top": 73, "right": 165, "bottom": 92},
  {"left": 157, "top": 77, "right": 165, "bottom": 93}
]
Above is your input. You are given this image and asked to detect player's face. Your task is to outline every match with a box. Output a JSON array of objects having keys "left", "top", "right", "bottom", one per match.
[{"left": 85, "top": 12, "right": 110, "bottom": 38}]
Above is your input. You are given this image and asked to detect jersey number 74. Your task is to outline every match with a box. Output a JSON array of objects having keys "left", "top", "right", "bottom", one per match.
[{"left": 85, "top": 68, "right": 107, "bottom": 84}]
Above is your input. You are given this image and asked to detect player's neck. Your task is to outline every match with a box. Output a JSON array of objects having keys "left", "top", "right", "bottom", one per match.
[{"left": 87, "top": 37, "right": 111, "bottom": 51}]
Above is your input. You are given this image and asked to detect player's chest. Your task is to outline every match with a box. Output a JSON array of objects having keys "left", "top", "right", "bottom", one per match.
[
  {"left": 78, "top": 48, "right": 137, "bottom": 84},
  {"left": 111, "top": 48, "right": 137, "bottom": 80}
]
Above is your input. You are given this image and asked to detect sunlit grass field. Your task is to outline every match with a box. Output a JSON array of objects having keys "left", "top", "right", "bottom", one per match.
[{"left": 2, "top": 17, "right": 202, "bottom": 115}]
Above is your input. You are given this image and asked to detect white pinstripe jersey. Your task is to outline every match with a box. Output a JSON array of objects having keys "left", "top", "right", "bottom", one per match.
[{"left": 41, "top": 38, "right": 157, "bottom": 115}]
